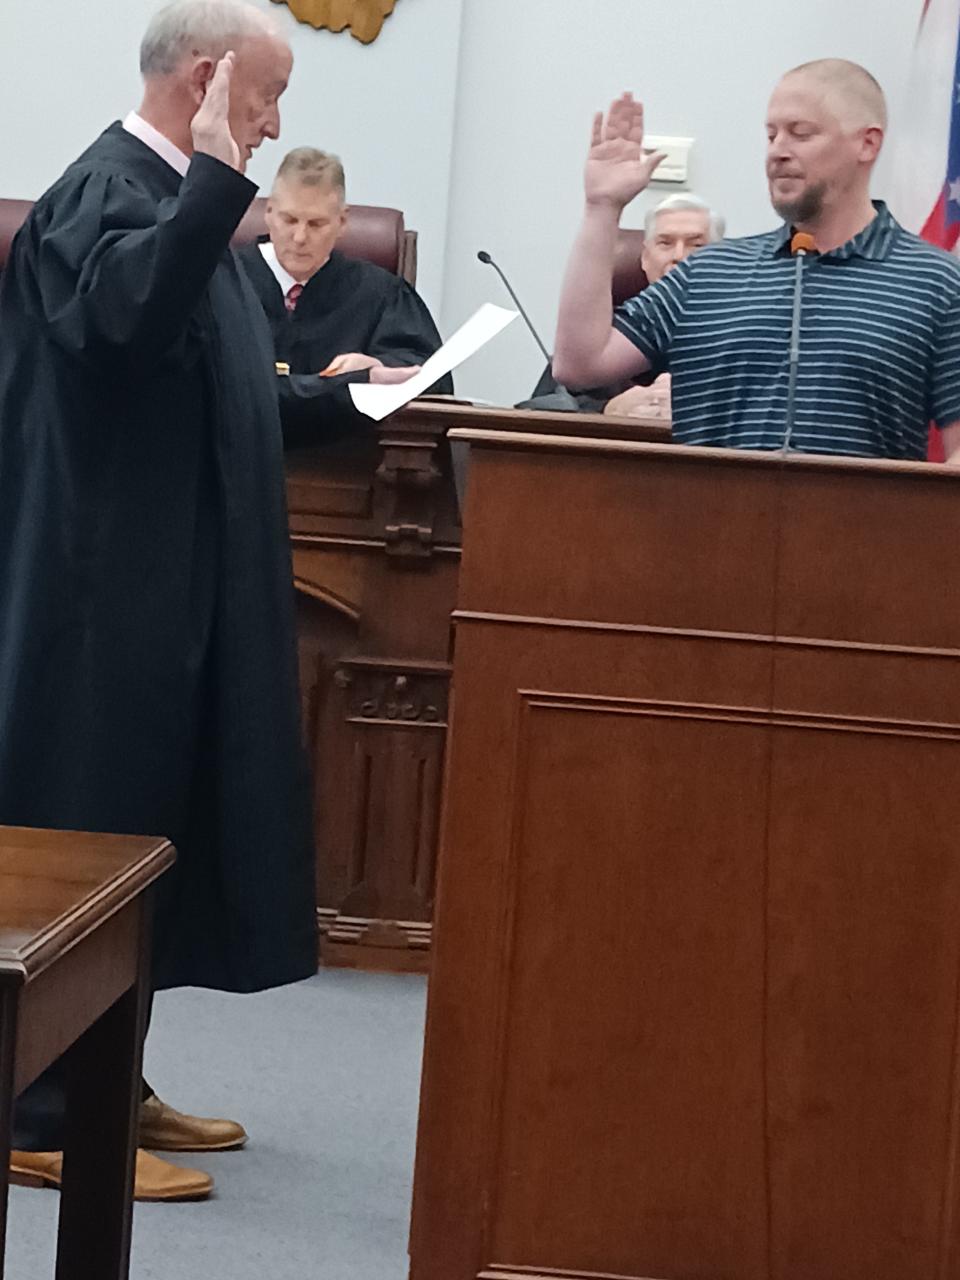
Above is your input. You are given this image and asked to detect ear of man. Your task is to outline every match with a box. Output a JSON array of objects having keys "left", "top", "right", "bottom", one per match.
[
  {"left": 859, "top": 126, "right": 884, "bottom": 164},
  {"left": 189, "top": 56, "right": 217, "bottom": 106}
]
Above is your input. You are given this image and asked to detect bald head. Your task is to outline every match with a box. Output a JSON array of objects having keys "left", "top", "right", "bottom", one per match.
[
  {"left": 779, "top": 59, "right": 887, "bottom": 132},
  {"left": 765, "top": 58, "right": 886, "bottom": 237}
]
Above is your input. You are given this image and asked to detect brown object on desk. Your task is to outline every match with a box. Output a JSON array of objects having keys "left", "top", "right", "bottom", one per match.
[
  {"left": 410, "top": 430, "right": 960, "bottom": 1280},
  {"left": 288, "top": 404, "right": 668, "bottom": 972},
  {"left": 0, "top": 827, "right": 174, "bottom": 1280}
]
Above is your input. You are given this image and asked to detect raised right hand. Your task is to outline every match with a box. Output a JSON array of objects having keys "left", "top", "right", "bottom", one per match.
[
  {"left": 191, "top": 52, "right": 241, "bottom": 172},
  {"left": 585, "top": 93, "right": 665, "bottom": 211}
]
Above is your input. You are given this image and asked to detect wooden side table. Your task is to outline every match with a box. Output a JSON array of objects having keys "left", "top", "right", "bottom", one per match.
[{"left": 0, "top": 827, "right": 175, "bottom": 1279}]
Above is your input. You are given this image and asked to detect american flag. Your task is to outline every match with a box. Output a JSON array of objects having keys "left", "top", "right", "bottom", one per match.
[
  {"left": 918, "top": 4, "right": 960, "bottom": 250},
  {"left": 891, "top": 0, "right": 960, "bottom": 458}
]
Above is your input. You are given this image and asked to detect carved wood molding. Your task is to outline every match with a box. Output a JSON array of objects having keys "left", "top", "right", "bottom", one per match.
[
  {"left": 376, "top": 437, "right": 443, "bottom": 561},
  {"left": 318, "top": 909, "right": 431, "bottom": 950},
  {"left": 521, "top": 691, "right": 960, "bottom": 741},
  {"left": 292, "top": 574, "right": 361, "bottom": 621},
  {"left": 271, "top": 0, "right": 398, "bottom": 43}
]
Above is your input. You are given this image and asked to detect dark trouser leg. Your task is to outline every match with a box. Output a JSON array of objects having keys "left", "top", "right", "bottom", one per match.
[
  {"left": 11, "top": 1062, "right": 67, "bottom": 1152},
  {"left": 12, "top": 990, "right": 155, "bottom": 1152}
]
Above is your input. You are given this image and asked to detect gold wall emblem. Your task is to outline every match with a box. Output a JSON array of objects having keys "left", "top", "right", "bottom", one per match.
[{"left": 271, "top": 0, "right": 398, "bottom": 44}]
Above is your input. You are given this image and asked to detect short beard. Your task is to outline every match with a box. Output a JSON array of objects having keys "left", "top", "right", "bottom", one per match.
[{"left": 771, "top": 181, "right": 827, "bottom": 226}]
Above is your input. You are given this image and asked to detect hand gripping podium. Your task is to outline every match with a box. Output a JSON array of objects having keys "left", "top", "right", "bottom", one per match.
[{"left": 409, "top": 427, "right": 960, "bottom": 1280}]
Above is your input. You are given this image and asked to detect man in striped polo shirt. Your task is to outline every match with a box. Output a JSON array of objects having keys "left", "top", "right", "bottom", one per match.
[{"left": 553, "top": 59, "right": 960, "bottom": 461}]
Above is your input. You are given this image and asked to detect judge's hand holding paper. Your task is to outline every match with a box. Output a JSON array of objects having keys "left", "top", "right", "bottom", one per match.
[
  {"left": 320, "top": 355, "right": 423, "bottom": 383},
  {"left": 350, "top": 302, "right": 518, "bottom": 420}
]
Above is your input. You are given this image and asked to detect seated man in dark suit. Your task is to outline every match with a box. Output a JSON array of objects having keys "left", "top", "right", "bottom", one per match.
[
  {"left": 237, "top": 147, "right": 449, "bottom": 444},
  {"left": 526, "top": 193, "right": 723, "bottom": 417}
]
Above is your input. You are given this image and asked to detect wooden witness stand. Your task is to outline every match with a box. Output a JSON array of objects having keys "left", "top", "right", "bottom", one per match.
[
  {"left": 409, "top": 427, "right": 960, "bottom": 1280},
  {"left": 0, "top": 828, "right": 174, "bottom": 1279},
  {"left": 286, "top": 403, "right": 667, "bottom": 972}
]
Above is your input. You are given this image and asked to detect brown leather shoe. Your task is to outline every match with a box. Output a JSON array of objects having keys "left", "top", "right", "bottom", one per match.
[
  {"left": 9, "top": 1148, "right": 213, "bottom": 1202},
  {"left": 139, "top": 1095, "right": 247, "bottom": 1153}
]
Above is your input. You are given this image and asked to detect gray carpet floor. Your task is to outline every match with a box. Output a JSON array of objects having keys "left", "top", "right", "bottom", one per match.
[{"left": 4, "top": 970, "right": 428, "bottom": 1279}]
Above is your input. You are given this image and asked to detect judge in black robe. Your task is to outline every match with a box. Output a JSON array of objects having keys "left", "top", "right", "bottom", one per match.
[
  {"left": 0, "top": 47, "right": 315, "bottom": 1159},
  {"left": 235, "top": 147, "right": 451, "bottom": 443}
]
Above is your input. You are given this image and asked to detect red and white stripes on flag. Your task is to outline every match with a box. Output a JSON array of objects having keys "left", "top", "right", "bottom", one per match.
[{"left": 891, "top": 0, "right": 960, "bottom": 459}]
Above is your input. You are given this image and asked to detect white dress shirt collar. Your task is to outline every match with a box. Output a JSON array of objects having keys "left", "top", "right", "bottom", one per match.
[
  {"left": 122, "top": 111, "right": 190, "bottom": 178},
  {"left": 258, "top": 240, "right": 302, "bottom": 296}
]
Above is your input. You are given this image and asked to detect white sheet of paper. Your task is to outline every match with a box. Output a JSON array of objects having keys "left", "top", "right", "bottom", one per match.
[{"left": 349, "top": 303, "right": 518, "bottom": 422}]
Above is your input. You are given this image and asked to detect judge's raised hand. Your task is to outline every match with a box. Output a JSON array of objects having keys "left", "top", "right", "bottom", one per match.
[
  {"left": 585, "top": 93, "right": 666, "bottom": 212},
  {"left": 369, "top": 365, "right": 421, "bottom": 385},
  {"left": 191, "top": 52, "right": 241, "bottom": 172},
  {"left": 322, "top": 353, "right": 384, "bottom": 375}
]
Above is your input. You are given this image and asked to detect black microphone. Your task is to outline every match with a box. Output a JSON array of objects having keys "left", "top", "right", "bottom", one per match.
[
  {"left": 781, "top": 231, "right": 817, "bottom": 455},
  {"left": 477, "top": 250, "right": 552, "bottom": 364}
]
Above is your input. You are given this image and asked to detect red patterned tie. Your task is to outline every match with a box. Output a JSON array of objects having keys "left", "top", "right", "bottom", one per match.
[{"left": 285, "top": 282, "right": 303, "bottom": 313}]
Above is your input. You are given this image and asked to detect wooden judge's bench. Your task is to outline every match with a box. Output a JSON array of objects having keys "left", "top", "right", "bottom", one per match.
[{"left": 285, "top": 403, "right": 668, "bottom": 970}]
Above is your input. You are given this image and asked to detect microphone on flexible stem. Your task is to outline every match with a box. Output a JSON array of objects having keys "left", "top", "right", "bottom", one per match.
[
  {"left": 477, "top": 250, "right": 552, "bottom": 364},
  {"left": 781, "top": 231, "right": 817, "bottom": 455}
]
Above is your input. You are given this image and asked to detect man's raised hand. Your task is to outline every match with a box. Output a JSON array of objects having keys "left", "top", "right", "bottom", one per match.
[
  {"left": 191, "top": 52, "right": 241, "bottom": 172},
  {"left": 584, "top": 93, "right": 666, "bottom": 212}
]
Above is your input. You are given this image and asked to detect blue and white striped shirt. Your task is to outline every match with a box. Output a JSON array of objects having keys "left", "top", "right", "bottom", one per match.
[{"left": 613, "top": 202, "right": 960, "bottom": 458}]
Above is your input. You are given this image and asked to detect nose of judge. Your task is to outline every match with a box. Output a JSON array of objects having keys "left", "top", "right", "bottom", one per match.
[{"left": 261, "top": 102, "right": 281, "bottom": 143}]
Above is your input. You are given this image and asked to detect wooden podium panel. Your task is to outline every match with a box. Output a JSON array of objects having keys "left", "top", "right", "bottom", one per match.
[{"left": 409, "top": 433, "right": 960, "bottom": 1280}]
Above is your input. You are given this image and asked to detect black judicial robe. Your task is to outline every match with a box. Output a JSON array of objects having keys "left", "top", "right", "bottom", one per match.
[
  {"left": 0, "top": 125, "right": 316, "bottom": 993},
  {"left": 237, "top": 240, "right": 451, "bottom": 445}
]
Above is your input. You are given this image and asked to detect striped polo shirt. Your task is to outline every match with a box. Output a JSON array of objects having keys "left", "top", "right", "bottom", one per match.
[{"left": 613, "top": 202, "right": 960, "bottom": 458}]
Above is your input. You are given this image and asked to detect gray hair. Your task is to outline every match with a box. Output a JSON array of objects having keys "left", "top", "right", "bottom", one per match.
[
  {"left": 644, "top": 193, "right": 725, "bottom": 242},
  {"left": 275, "top": 148, "right": 346, "bottom": 199},
  {"left": 140, "top": 0, "right": 279, "bottom": 76}
]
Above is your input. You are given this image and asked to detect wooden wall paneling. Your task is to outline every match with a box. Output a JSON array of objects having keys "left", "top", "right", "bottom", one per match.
[
  {"left": 760, "top": 462, "right": 960, "bottom": 1279},
  {"left": 284, "top": 408, "right": 667, "bottom": 972},
  {"left": 286, "top": 413, "right": 460, "bottom": 970},
  {"left": 765, "top": 724, "right": 960, "bottom": 1279},
  {"left": 487, "top": 692, "right": 771, "bottom": 1278},
  {"left": 412, "top": 621, "right": 779, "bottom": 1280},
  {"left": 313, "top": 655, "right": 449, "bottom": 968}
]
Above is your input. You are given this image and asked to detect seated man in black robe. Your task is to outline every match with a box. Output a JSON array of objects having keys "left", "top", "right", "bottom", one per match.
[
  {"left": 238, "top": 147, "right": 451, "bottom": 443},
  {"left": 524, "top": 194, "right": 724, "bottom": 418}
]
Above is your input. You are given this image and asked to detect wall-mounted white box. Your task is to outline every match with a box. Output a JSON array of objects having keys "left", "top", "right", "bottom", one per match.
[{"left": 644, "top": 135, "right": 694, "bottom": 185}]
